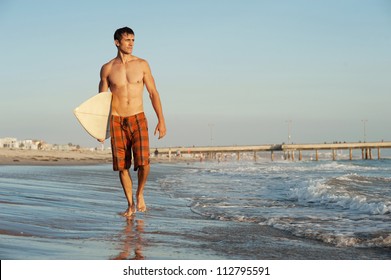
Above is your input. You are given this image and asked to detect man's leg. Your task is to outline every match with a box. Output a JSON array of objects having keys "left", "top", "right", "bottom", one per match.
[
  {"left": 111, "top": 115, "right": 135, "bottom": 216},
  {"left": 136, "top": 164, "right": 150, "bottom": 212},
  {"left": 119, "top": 169, "right": 136, "bottom": 216}
]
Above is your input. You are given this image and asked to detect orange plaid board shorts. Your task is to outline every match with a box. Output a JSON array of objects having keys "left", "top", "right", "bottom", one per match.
[{"left": 110, "top": 113, "right": 150, "bottom": 171}]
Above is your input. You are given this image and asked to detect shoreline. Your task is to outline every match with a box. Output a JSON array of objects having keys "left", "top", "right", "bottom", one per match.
[
  {"left": 0, "top": 148, "right": 112, "bottom": 166},
  {"left": 0, "top": 148, "right": 197, "bottom": 166}
]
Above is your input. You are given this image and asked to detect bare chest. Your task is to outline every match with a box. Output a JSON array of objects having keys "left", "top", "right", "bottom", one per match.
[{"left": 109, "top": 63, "right": 143, "bottom": 87}]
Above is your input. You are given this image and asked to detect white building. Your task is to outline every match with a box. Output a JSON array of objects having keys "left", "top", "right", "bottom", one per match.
[
  {"left": 0, "top": 137, "right": 18, "bottom": 148},
  {"left": 18, "top": 139, "right": 41, "bottom": 150},
  {"left": 0, "top": 138, "right": 42, "bottom": 150}
]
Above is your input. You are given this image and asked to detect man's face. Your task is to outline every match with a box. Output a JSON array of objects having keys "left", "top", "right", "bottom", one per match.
[{"left": 116, "top": 33, "right": 135, "bottom": 55}]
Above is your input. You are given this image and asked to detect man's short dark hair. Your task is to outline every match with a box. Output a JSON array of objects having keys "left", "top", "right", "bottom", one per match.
[{"left": 114, "top": 27, "right": 135, "bottom": 41}]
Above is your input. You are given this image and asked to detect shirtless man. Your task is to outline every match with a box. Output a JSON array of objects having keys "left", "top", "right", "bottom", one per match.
[{"left": 99, "top": 27, "right": 166, "bottom": 217}]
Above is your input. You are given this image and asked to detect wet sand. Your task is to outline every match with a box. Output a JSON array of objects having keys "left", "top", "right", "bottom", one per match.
[{"left": 0, "top": 163, "right": 222, "bottom": 259}]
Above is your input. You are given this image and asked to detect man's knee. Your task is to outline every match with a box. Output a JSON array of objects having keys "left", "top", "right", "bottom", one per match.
[
  {"left": 138, "top": 164, "right": 150, "bottom": 172},
  {"left": 119, "top": 169, "right": 130, "bottom": 177}
]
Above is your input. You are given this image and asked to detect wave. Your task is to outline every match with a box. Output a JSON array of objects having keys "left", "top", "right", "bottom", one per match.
[
  {"left": 190, "top": 199, "right": 391, "bottom": 248},
  {"left": 289, "top": 178, "right": 391, "bottom": 215},
  {"left": 261, "top": 217, "right": 391, "bottom": 248},
  {"left": 160, "top": 161, "right": 391, "bottom": 249}
]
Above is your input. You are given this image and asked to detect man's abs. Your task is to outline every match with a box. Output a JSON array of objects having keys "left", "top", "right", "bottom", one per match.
[{"left": 110, "top": 85, "right": 144, "bottom": 116}]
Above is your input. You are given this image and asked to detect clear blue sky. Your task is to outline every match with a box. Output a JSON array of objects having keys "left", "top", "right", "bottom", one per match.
[{"left": 1, "top": 0, "right": 390, "bottom": 148}]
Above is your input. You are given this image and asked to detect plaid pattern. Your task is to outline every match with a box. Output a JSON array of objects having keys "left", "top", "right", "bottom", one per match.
[{"left": 110, "top": 112, "right": 150, "bottom": 171}]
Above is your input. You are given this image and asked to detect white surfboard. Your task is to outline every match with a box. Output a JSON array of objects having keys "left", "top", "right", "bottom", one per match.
[{"left": 73, "top": 92, "right": 112, "bottom": 140}]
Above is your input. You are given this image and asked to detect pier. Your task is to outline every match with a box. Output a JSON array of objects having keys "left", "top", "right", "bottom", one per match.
[{"left": 151, "top": 141, "right": 391, "bottom": 161}]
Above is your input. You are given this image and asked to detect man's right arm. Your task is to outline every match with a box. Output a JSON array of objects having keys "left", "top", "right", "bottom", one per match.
[
  {"left": 99, "top": 64, "right": 110, "bottom": 92},
  {"left": 97, "top": 64, "right": 110, "bottom": 143}
]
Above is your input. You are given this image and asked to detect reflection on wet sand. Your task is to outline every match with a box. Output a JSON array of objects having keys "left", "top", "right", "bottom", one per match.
[{"left": 112, "top": 218, "right": 145, "bottom": 260}]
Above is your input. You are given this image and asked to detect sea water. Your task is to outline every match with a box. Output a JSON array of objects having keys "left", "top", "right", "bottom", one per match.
[
  {"left": 159, "top": 158, "right": 391, "bottom": 249},
  {"left": 0, "top": 158, "right": 390, "bottom": 259}
]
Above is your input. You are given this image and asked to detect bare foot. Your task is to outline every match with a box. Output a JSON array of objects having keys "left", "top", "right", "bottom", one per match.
[
  {"left": 122, "top": 205, "right": 136, "bottom": 217},
  {"left": 137, "top": 195, "right": 147, "bottom": 212}
]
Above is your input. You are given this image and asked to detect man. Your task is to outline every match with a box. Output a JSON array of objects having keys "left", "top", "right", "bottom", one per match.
[{"left": 99, "top": 27, "right": 166, "bottom": 217}]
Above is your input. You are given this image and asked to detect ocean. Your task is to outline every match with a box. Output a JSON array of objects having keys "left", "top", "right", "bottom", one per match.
[
  {"left": 163, "top": 159, "right": 391, "bottom": 248},
  {"left": 0, "top": 157, "right": 390, "bottom": 259}
]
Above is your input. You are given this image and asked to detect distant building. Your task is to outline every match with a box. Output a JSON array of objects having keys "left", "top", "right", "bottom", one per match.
[
  {"left": 0, "top": 137, "right": 18, "bottom": 148},
  {"left": 0, "top": 137, "right": 43, "bottom": 150},
  {"left": 18, "top": 139, "right": 43, "bottom": 150},
  {"left": 0, "top": 137, "right": 86, "bottom": 151}
]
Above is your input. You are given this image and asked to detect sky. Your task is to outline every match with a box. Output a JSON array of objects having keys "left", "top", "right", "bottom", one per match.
[{"left": 0, "top": 0, "right": 390, "bottom": 148}]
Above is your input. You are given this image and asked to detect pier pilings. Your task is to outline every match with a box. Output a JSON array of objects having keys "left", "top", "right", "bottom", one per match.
[{"left": 152, "top": 142, "right": 391, "bottom": 162}]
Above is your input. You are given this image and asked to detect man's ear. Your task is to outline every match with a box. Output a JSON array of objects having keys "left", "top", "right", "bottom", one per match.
[{"left": 114, "top": 40, "right": 119, "bottom": 47}]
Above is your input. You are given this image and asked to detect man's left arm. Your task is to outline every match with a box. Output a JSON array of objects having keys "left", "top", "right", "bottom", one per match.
[{"left": 143, "top": 61, "right": 166, "bottom": 139}]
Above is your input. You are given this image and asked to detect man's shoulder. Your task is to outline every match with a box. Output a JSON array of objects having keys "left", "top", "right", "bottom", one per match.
[
  {"left": 132, "top": 56, "right": 148, "bottom": 65},
  {"left": 129, "top": 56, "right": 150, "bottom": 73},
  {"left": 102, "top": 58, "right": 116, "bottom": 67},
  {"left": 100, "top": 59, "right": 116, "bottom": 72}
]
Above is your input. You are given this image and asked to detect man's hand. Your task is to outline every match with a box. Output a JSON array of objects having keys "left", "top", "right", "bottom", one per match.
[{"left": 154, "top": 121, "right": 166, "bottom": 139}]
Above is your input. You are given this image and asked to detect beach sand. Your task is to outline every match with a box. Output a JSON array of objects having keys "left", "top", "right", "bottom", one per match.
[
  {"left": 0, "top": 148, "right": 112, "bottom": 166},
  {"left": 0, "top": 148, "right": 194, "bottom": 166}
]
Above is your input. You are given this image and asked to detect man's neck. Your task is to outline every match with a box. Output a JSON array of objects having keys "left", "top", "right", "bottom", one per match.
[{"left": 117, "top": 51, "right": 132, "bottom": 64}]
